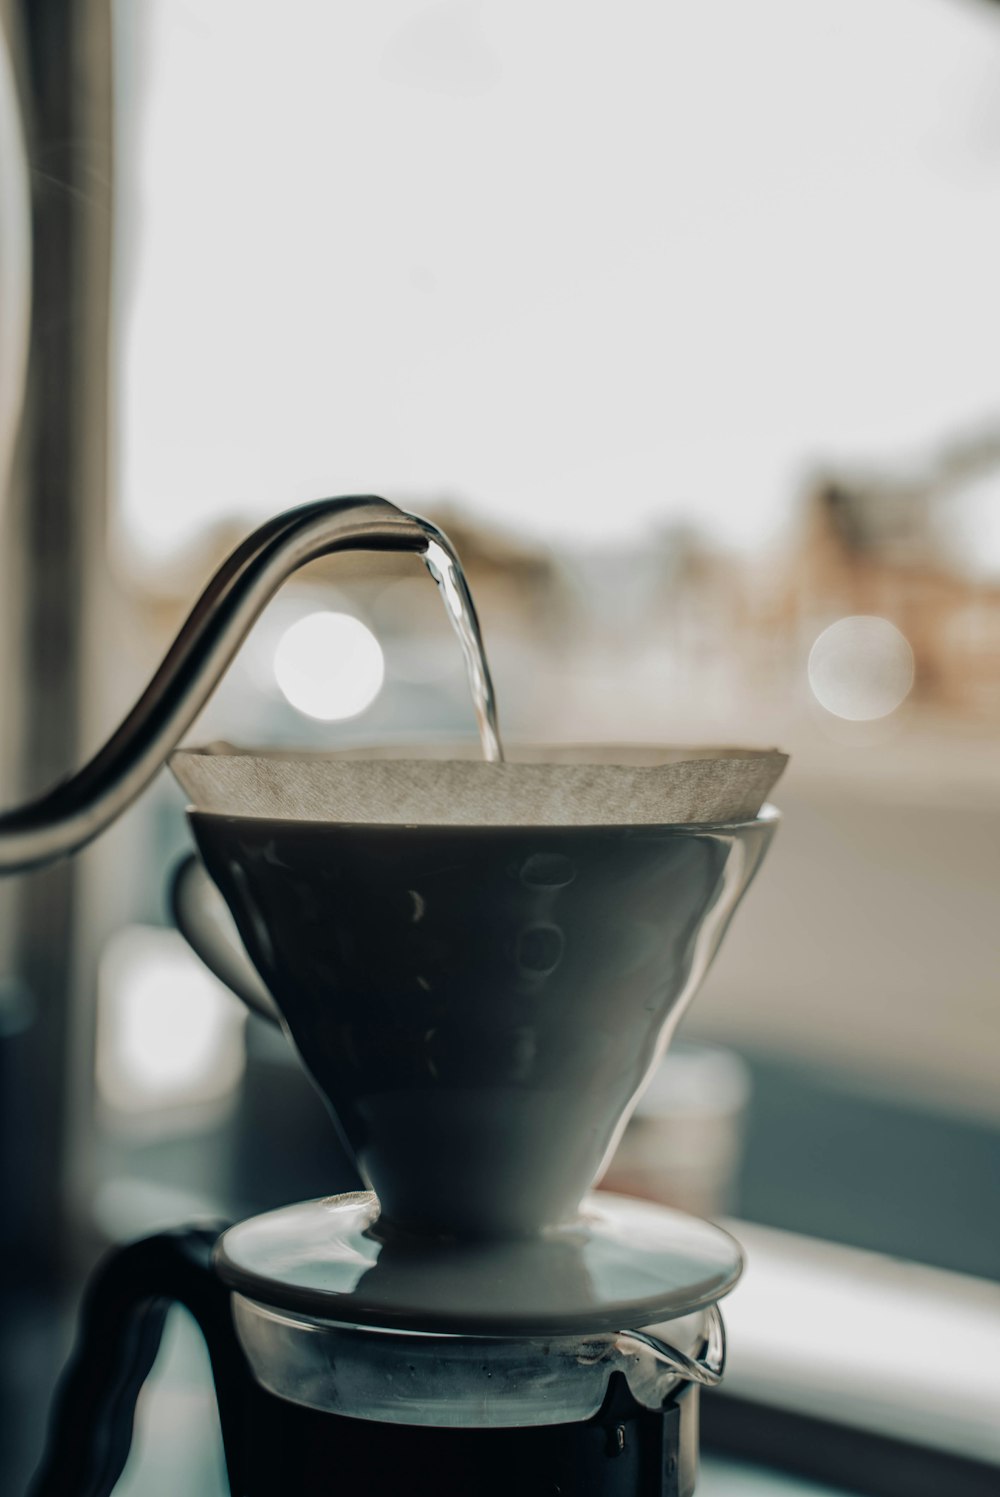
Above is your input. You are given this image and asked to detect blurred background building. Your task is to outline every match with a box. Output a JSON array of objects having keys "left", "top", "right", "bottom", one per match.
[{"left": 1, "top": 2, "right": 999, "bottom": 1494}]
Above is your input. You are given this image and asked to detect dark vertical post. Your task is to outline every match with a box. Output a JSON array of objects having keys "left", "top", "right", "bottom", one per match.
[{"left": 0, "top": 0, "right": 114, "bottom": 1274}]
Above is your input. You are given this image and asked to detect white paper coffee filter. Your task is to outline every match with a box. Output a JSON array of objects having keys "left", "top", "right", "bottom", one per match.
[{"left": 171, "top": 744, "right": 787, "bottom": 827}]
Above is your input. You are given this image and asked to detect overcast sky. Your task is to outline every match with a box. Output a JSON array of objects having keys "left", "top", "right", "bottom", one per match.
[{"left": 114, "top": 0, "right": 1000, "bottom": 559}]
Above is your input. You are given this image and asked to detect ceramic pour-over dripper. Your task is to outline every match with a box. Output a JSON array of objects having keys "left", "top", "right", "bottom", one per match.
[{"left": 172, "top": 746, "right": 784, "bottom": 1242}]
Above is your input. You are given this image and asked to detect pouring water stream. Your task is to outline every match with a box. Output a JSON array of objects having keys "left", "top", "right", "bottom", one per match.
[{"left": 418, "top": 524, "right": 504, "bottom": 764}]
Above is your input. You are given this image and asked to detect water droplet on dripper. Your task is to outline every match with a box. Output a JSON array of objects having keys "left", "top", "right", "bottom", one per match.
[{"left": 419, "top": 527, "right": 504, "bottom": 763}]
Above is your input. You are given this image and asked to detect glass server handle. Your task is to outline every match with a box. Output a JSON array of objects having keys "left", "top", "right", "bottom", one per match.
[{"left": 27, "top": 1225, "right": 243, "bottom": 1497}]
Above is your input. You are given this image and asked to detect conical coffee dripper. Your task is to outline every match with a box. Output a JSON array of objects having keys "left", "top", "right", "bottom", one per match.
[{"left": 172, "top": 745, "right": 784, "bottom": 1243}]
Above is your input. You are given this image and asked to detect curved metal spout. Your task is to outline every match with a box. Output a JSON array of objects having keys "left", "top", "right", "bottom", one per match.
[{"left": 0, "top": 496, "right": 430, "bottom": 875}]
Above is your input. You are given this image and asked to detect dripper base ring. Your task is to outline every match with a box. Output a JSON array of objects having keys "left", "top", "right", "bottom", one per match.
[{"left": 215, "top": 1188, "right": 743, "bottom": 1339}]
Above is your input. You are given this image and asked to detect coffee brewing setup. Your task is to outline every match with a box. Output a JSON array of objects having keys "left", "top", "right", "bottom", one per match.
[{"left": 0, "top": 497, "right": 786, "bottom": 1496}]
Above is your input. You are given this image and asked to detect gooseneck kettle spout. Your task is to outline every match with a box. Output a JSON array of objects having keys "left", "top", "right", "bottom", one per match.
[{"left": 0, "top": 496, "right": 432, "bottom": 875}]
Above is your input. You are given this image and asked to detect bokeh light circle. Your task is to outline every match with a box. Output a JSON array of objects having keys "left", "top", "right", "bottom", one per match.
[
  {"left": 273, "top": 611, "right": 384, "bottom": 721},
  {"left": 807, "top": 616, "right": 914, "bottom": 721}
]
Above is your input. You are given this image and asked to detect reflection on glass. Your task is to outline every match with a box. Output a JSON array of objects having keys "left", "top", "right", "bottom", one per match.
[
  {"left": 272, "top": 611, "right": 385, "bottom": 721},
  {"left": 96, "top": 926, "right": 246, "bottom": 1120},
  {"left": 807, "top": 616, "right": 915, "bottom": 721}
]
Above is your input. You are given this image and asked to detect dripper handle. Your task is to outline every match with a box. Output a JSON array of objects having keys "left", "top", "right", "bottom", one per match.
[{"left": 171, "top": 852, "right": 282, "bottom": 1026}]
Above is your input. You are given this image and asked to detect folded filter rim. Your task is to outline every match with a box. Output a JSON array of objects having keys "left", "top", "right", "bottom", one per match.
[{"left": 171, "top": 744, "right": 788, "bottom": 830}]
